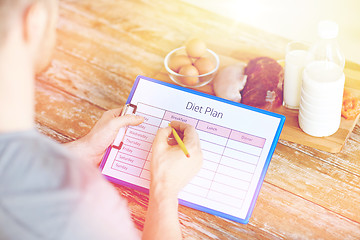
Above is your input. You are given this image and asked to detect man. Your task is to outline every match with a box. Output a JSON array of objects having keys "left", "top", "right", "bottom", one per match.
[{"left": 0, "top": 0, "right": 203, "bottom": 239}]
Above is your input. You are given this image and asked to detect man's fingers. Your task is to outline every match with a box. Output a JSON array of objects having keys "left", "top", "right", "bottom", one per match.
[
  {"left": 110, "top": 108, "right": 123, "bottom": 117},
  {"left": 153, "top": 126, "right": 172, "bottom": 152},
  {"left": 170, "top": 121, "right": 199, "bottom": 147},
  {"left": 121, "top": 114, "right": 144, "bottom": 126},
  {"left": 103, "top": 108, "right": 123, "bottom": 118},
  {"left": 169, "top": 121, "right": 187, "bottom": 133},
  {"left": 110, "top": 114, "right": 144, "bottom": 131}
]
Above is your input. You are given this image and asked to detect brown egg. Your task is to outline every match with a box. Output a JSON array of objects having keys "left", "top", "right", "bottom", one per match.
[
  {"left": 194, "top": 57, "right": 215, "bottom": 75},
  {"left": 179, "top": 64, "right": 199, "bottom": 86},
  {"left": 168, "top": 55, "right": 192, "bottom": 72},
  {"left": 186, "top": 38, "right": 207, "bottom": 58}
]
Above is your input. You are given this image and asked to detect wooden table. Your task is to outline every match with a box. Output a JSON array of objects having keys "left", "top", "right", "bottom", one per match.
[{"left": 35, "top": 0, "right": 360, "bottom": 239}]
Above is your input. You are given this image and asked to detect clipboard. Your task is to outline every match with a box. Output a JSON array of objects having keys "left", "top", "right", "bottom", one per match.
[{"left": 100, "top": 75, "right": 285, "bottom": 224}]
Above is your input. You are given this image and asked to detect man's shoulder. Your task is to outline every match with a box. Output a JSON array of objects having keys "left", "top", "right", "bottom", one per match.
[
  {"left": 0, "top": 130, "right": 81, "bottom": 239},
  {"left": 0, "top": 130, "right": 77, "bottom": 192},
  {"left": 0, "top": 130, "right": 140, "bottom": 240}
]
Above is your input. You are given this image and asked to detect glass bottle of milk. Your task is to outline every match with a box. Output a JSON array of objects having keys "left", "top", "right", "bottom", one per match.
[{"left": 299, "top": 20, "right": 345, "bottom": 137}]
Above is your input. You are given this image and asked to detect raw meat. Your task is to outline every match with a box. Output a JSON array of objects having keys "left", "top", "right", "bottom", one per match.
[{"left": 241, "top": 57, "right": 284, "bottom": 111}]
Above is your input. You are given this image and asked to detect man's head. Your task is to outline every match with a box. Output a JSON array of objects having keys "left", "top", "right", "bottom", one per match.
[{"left": 0, "top": 0, "right": 58, "bottom": 73}]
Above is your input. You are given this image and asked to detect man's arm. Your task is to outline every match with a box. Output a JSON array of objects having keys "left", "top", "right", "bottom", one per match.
[
  {"left": 64, "top": 111, "right": 203, "bottom": 239},
  {"left": 143, "top": 189, "right": 182, "bottom": 239},
  {"left": 143, "top": 121, "right": 203, "bottom": 240}
]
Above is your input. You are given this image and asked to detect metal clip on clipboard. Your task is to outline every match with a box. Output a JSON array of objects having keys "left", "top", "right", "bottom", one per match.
[{"left": 111, "top": 103, "right": 137, "bottom": 150}]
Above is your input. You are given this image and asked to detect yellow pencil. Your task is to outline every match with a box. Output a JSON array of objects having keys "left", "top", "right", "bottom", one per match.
[{"left": 169, "top": 123, "right": 190, "bottom": 158}]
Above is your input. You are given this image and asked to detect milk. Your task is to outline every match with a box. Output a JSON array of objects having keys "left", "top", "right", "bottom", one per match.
[
  {"left": 283, "top": 49, "right": 309, "bottom": 109},
  {"left": 299, "top": 60, "right": 345, "bottom": 137}
]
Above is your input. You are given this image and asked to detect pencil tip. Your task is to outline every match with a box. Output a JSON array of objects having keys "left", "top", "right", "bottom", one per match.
[{"left": 186, "top": 154, "right": 190, "bottom": 158}]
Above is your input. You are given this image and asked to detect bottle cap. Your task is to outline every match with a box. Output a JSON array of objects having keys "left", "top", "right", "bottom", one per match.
[{"left": 318, "top": 20, "right": 339, "bottom": 39}]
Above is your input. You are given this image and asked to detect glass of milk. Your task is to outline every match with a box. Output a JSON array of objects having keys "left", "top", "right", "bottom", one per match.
[{"left": 283, "top": 41, "right": 310, "bottom": 109}]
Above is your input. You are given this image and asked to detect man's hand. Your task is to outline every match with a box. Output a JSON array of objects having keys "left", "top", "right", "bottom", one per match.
[
  {"left": 150, "top": 121, "right": 203, "bottom": 199},
  {"left": 64, "top": 108, "right": 144, "bottom": 165}
]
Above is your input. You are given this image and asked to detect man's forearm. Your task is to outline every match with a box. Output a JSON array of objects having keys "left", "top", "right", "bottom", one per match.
[
  {"left": 63, "top": 138, "right": 99, "bottom": 165},
  {"left": 142, "top": 186, "right": 182, "bottom": 240}
]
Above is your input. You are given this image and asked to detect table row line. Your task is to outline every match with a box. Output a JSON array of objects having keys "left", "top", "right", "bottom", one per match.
[
  {"left": 179, "top": 189, "right": 244, "bottom": 214},
  {"left": 183, "top": 181, "right": 246, "bottom": 208},
  {"left": 111, "top": 159, "right": 250, "bottom": 201},
  {"left": 120, "top": 135, "right": 261, "bottom": 166},
  {"left": 113, "top": 152, "right": 256, "bottom": 184},
  {"left": 116, "top": 148, "right": 258, "bottom": 175},
  {"left": 127, "top": 124, "right": 263, "bottom": 157},
  {"left": 109, "top": 159, "right": 246, "bottom": 214}
]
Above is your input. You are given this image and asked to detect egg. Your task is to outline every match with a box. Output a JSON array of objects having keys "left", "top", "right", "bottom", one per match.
[
  {"left": 194, "top": 57, "right": 215, "bottom": 75},
  {"left": 179, "top": 64, "right": 199, "bottom": 86},
  {"left": 168, "top": 55, "right": 192, "bottom": 72},
  {"left": 186, "top": 38, "right": 207, "bottom": 58}
]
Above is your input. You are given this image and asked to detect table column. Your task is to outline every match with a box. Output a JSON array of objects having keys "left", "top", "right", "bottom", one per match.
[
  {"left": 207, "top": 130, "right": 265, "bottom": 210},
  {"left": 186, "top": 121, "right": 230, "bottom": 198},
  {"left": 111, "top": 103, "right": 164, "bottom": 181}
]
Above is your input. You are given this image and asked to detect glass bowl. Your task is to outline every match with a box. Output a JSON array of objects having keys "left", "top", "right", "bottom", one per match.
[{"left": 164, "top": 46, "right": 219, "bottom": 88}]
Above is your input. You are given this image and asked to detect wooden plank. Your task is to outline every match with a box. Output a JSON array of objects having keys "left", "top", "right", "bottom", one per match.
[
  {"left": 35, "top": 122, "right": 74, "bottom": 143},
  {"left": 111, "top": 181, "right": 360, "bottom": 239},
  {"left": 267, "top": 143, "right": 360, "bottom": 222},
  {"left": 58, "top": 1, "right": 177, "bottom": 57},
  {"left": 250, "top": 182, "right": 360, "bottom": 240},
  {"left": 58, "top": 0, "right": 289, "bottom": 60},
  {"left": 37, "top": 50, "right": 132, "bottom": 110},
  {"left": 34, "top": 81, "right": 104, "bottom": 139},
  {"left": 279, "top": 122, "right": 360, "bottom": 176}
]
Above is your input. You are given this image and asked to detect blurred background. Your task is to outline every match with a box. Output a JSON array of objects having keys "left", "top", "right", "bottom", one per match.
[{"left": 182, "top": 0, "right": 360, "bottom": 64}]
